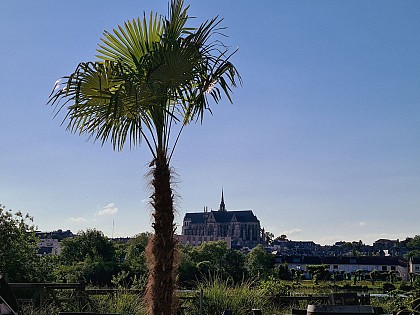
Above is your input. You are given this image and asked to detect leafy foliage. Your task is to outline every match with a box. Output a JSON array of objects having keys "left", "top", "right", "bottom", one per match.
[
  {"left": 58, "top": 229, "right": 118, "bottom": 285},
  {"left": 123, "top": 233, "right": 151, "bottom": 272},
  {"left": 273, "top": 263, "right": 292, "bottom": 280},
  {"left": 116, "top": 232, "right": 151, "bottom": 289},
  {"left": 407, "top": 235, "right": 420, "bottom": 249},
  {"left": 60, "top": 229, "right": 116, "bottom": 263},
  {"left": 48, "top": 0, "right": 241, "bottom": 156},
  {"left": 246, "top": 244, "right": 275, "bottom": 279},
  {"left": 0, "top": 205, "right": 47, "bottom": 282},
  {"left": 405, "top": 236, "right": 420, "bottom": 259},
  {"left": 179, "top": 241, "right": 247, "bottom": 286},
  {"left": 258, "top": 277, "right": 290, "bottom": 298},
  {"left": 306, "top": 264, "right": 330, "bottom": 284}
]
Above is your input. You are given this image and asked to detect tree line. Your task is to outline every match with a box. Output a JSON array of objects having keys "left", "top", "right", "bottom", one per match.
[
  {"left": 0, "top": 204, "right": 280, "bottom": 287},
  {"left": 3, "top": 204, "right": 420, "bottom": 289}
]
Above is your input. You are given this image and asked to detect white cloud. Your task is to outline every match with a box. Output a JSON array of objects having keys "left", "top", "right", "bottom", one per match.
[
  {"left": 283, "top": 228, "right": 302, "bottom": 236},
  {"left": 345, "top": 221, "right": 368, "bottom": 227},
  {"left": 97, "top": 203, "right": 119, "bottom": 216},
  {"left": 69, "top": 217, "right": 87, "bottom": 223}
]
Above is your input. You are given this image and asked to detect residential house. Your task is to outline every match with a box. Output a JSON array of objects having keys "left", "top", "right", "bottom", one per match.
[{"left": 277, "top": 255, "right": 408, "bottom": 280}]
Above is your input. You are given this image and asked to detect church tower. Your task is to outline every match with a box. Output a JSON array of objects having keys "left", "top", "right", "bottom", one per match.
[{"left": 219, "top": 188, "right": 226, "bottom": 212}]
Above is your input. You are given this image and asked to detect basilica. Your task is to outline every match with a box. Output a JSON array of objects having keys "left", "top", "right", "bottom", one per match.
[{"left": 180, "top": 190, "right": 262, "bottom": 248}]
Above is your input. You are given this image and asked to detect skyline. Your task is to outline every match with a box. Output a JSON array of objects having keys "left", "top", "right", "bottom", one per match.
[{"left": 1, "top": 1, "right": 419, "bottom": 245}]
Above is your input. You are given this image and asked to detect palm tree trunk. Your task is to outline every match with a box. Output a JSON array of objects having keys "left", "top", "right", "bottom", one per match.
[{"left": 145, "top": 150, "right": 178, "bottom": 315}]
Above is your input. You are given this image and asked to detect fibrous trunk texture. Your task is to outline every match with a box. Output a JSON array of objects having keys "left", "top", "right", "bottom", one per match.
[{"left": 145, "top": 152, "right": 178, "bottom": 315}]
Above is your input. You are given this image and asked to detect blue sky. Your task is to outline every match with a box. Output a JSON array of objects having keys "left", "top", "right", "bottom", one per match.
[{"left": 1, "top": 1, "right": 419, "bottom": 245}]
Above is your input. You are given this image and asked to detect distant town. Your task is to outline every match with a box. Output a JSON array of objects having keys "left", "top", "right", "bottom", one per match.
[
  {"left": 35, "top": 192, "right": 420, "bottom": 282},
  {"left": 36, "top": 228, "right": 416, "bottom": 258}
]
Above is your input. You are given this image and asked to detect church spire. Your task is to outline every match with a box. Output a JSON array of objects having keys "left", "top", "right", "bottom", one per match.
[{"left": 219, "top": 187, "right": 226, "bottom": 211}]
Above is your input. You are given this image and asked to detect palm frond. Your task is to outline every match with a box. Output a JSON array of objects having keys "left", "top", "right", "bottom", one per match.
[
  {"left": 48, "top": 0, "right": 241, "bottom": 156},
  {"left": 164, "top": 0, "right": 192, "bottom": 41},
  {"left": 97, "top": 13, "right": 163, "bottom": 68},
  {"left": 49, "top": 61, "right": 162, "bottom": 151}
]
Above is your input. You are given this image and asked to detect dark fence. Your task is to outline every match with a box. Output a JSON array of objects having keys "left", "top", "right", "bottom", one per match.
[
  {"left": 9, "top": 282, "right": 87, "bottom": 309},
  {"left": 8, "top": 283, "right": 203, "bottom": 315}
]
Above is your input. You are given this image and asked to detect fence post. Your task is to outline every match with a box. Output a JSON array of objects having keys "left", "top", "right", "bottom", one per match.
[{"left": 199, "top": 288, "right": 203, "bottom": 315}]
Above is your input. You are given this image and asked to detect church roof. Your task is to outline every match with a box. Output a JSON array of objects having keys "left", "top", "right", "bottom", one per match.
[
  {"left": 184, "top": 212, "right": 207, "bottom": 224},
  {"left": 184, "top": 190, "right": 259, "bottom": 225},
  {"left": 184, "top": 210, "right": 259, "bottom": 224}
]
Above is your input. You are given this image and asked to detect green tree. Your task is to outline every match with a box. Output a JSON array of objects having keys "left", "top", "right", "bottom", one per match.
[
  {"left": 179, "top": 241, "right": 245, "bottom": 285},
  {"left": 406, "top": 236, "right": 420, "bottom": 260},
  {"left": 61, "top": 229, "right": 116, "bottom": 263},
  {"left": 258, "top": 276, "right": 289, "bottom": 300},
  {"left": 189, "top": 241, "right": 244, "bottom": 280},
  {"left": 306, "top": 265, "right": 330, "bottom": 285},
  {"left": 246, "top": 244, "right": 274, "bottom": 280},
  {"left": 388, "top": 270, "right": 396, "bottom": 283},
  {"left": 413, "top": 275, "right": 420, "bottom": 290},
  {"left": 290, "top": 268, "right": 303, "bottom": 284},
  {"left": 58, "top": 229, "right": 118, "bottom": 285},
  {"left": 178, "top": 246, "right": 199, "bottom": 288},
  {"left": 369, "top": 269, "right": 378, "bottom": 285},
  {"left": 353, "top": 269, "right": 363, "bottom": 285},
  {"left": 272, "top": 263, "right": 291, "bottom": 280},
  {"left": 264, "top": 231, "right": 274, "bottom": 245},
  {"left": 124, "top": 232, "right": 151, "bottom": 273},
  {"left": 117, "top": 232, "right": 152, "bottom": 287},
  {"left": 0, "top": 205, "right": 46, "bottom": 282},
  {"left": 407, "top": 235, "right": 420, "bottom": 249},
  {"left": 221, "top": 247, "right": 246, "bottom": 283},
  {"left": 409, "top": 272, "right": 416, "bottom": 285},
  {"left": 192, "top": 241, "right": 230, "bottom": 272},
  {"left": 48, "top": 1, "right": 240, "bottom": 313}
]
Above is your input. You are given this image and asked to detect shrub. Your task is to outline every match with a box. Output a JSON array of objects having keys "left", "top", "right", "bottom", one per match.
[
  {"left": 88, "top": 290, "right": 145, "bottom": 315},
  {"left": 259, "top": 277, "right": 289, "bottom": 298},
  {"left": 196, "top": 277, "right": 273, "bottom": 315},
  {"left": 399, "top": 281, "right": 413, "bottom": 292},
  {"left": 0, "top": 205, "right": 48, "bottom": 282},
  {"left": 382, "top": 282, "right": 396, "bottom": 293}
]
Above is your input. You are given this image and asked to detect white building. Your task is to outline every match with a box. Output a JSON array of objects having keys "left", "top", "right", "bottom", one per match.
[{"left": 37, "top": 238, "right": 61, "bottom": 255}]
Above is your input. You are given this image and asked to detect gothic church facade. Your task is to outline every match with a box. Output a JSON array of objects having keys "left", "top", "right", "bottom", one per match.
[{"left": 181, "top": 191, "right": 262, "bottom": 248}]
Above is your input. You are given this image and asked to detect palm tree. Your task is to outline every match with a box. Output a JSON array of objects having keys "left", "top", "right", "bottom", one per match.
[{"left": 48, "top": 1, "right": 240, "bottom": 314}]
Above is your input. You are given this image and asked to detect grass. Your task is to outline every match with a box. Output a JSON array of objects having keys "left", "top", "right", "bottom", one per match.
[
  {"left": 86, "top": 291, "right": 146, "bottom": 315},
  {"left": 17, "top": 279, "right": 419, "bottom": 315},
  {"left": 195, "top": 277, "right": 271, "bottom": 314}
]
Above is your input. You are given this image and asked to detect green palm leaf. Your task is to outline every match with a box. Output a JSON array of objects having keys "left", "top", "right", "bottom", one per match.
[
  {"left": 97, "top": 13, "right": 163, "bottom": 69},
  {"left": 49, "top": 0, "right": 241, "bottom": 156}
]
